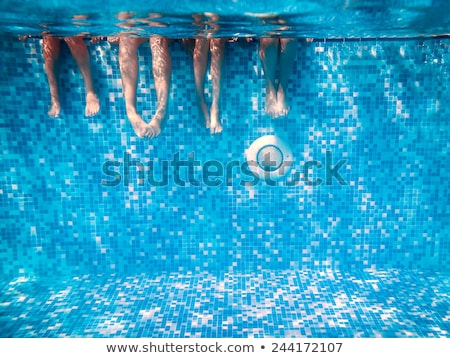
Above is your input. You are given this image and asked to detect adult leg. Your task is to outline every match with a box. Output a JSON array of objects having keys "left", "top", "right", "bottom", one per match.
[
  {"left": 193, "top": 38, "right": 210, "bottom": 128},
  {"left": 147, "top": 36, "right": 172, "bottom": 139},
  {"left": 259, "top": 37, "right": 279, "bottom": 118},
  {"left": 209, "top": 38, "right": 225, "bottom": 134},
  {"left": 65, "top": 36, "right": 100, "bottom": 117},
  {"left": 42, "top": 36, "right": 61, "bottom": 117},
  {"left": 118, "top": 37, "right": 149, "bottom": 137},
  {"left": 277, "top": 38, "right": 298, "bottom": 117}
]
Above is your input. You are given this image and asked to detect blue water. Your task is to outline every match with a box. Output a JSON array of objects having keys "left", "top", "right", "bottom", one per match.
[
  {"left": 1, "top": 0, "right": 450, "bottom": 38},
  {"left": 0, "top": 1, "right": 449, "bottom": 338}
]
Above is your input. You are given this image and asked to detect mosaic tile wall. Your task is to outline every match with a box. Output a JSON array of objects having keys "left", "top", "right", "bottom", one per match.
[
  {"left": 1, "top": 270, "right": 448, "bottom": 337},
  {"left": 1, "top": 36, "right": 449, "bottom": 279}
]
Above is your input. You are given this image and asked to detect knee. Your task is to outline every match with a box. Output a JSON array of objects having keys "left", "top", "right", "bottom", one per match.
[
  {"left": 150, "top": 36, "right": 169, "bottom": 50},
  {"left": 259, "top": 38, "right": 276, "bottom": 58},
  {"left": 210, "top": 38, "right": 225, "bottom": 53},
  {"left": 42, "top": 36, "right": 61, "bottom": 61},
  {"left": 193, "top": 38, "right": 208, "bottom": 59},
  {"left": 280, "top": 38, "right": 298, "bottom": 53}
]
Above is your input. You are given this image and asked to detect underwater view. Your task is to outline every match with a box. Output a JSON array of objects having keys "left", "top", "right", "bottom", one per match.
[
  {"left": 0, "top": 0, "right": 449, "bottom": 339},
  {"left": 2, "top": 0, "right": 450, "bottom": 38}
]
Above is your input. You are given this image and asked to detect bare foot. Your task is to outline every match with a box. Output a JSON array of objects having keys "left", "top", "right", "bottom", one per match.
[
  {"left": 264, "top": 89, "right": 278, "bottom": 118},
  {"left": 146, "top": 120, "right": 162, "bottom": 139},
  {"left": 209, "top": 104, "right": 223, "bottom": 134},
  {"left": 127, "top": 112, "right": 149, "bottom": 138},
  {"left": 48, "top": 97, "right": 61, "bottom": 117},
  {"left": 275, "top": 88, "right": 290, "bottom": 118},
  {"left": 145, "top": 110, "right": 166, "bottom": 139},
  {"left": 85, "top": 92, "right": 100, "bottom": 117}
]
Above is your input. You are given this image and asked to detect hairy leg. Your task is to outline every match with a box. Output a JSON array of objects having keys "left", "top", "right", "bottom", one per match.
[
  {"left": 65, "top": 36, "right": 100, "bottom": 117},
  {"left": 42, "top": 36, "right": 61, "bottom": 117},
  {"left": 193, "top": 38, "right": 210, "bottom": 128},
  {"left": 118, "top": 37, "right": 149, "bottom": 137},
  {"left": 259, "top": 37, "right": 279, "bottom": 118},
  {"left": 209, "top": 38, "right": 225, "bottom": 134}
]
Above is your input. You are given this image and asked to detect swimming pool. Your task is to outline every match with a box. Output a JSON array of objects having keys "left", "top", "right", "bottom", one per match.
[{"left": 0, "top": 2, "right": 449, "bottom": 338}]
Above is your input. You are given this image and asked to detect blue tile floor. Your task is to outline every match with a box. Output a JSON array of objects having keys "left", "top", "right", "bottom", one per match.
[{"left": 0, "top": 270, "right": 448, "bottom": 338}]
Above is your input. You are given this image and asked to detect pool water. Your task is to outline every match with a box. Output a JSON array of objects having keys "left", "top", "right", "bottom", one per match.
[
  {"left": 1, "top": 2, "right": 450, "bottom": 338},
  {"left": 1, "top": 270, "right": 448, "bottom": 338}
]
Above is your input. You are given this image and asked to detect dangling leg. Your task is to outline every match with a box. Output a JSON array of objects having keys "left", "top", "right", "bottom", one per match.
[
  {"left": 118, "top": 36, "right": 149, "bottom": 137},
  {"left": 259, "top": 37, "right": 279, "bottom": 118},
  {"left": 42, "top": 36, "right": 61, "bottom": 117},
  {"left": 209, "top": 38, "right": 225, "bottom": 134},
  {"left": 193, "top": 38, "right": 210, "bottom": 128},
  {"left": 277, "top": 38, "right": 298, "bottom": 117},
  {"left": 147, "top": 36, "right": 172, "bottom": 139},
  {"left": 65, "top": 36, "right": 100, "bottom": 117}
]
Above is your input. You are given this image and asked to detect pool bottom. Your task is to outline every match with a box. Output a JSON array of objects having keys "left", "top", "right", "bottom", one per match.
[{"left": 0, "top": 270, "right": 448, "bottom": 338}]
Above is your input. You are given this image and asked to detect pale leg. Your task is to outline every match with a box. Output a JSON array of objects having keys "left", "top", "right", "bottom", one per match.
[
  {"left": 118, "top": 37, "right": 149, "bottom": 137},
  {"left": 42, "top": 36, "right": 61, "bottom": 117},
  {"left": 65, "top": 36, "right": 100, "bottom": 117},
  {"left": 209, "top": 38, "right": 225, "bottom": 134},
  {"left": 259, "top": 37, "right": 279, "bottom": 118},
  {"left": 147, "top": 36, "right": 172, "bottom": 139},
  {"left": 193, "top": 38, "right": 210, "bottom": 128},
  {"left": 277, "top": 38, "right": 298, "bottom": 117}
]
